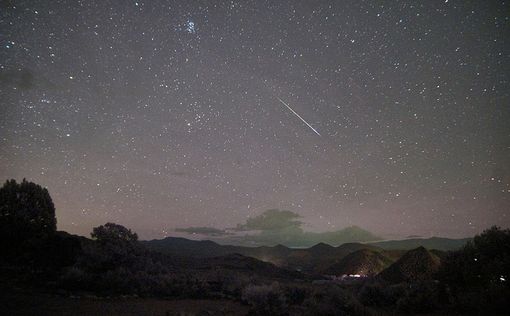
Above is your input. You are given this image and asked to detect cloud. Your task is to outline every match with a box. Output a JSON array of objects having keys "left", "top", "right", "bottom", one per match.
[
  {"left": 175, "top": 226, "right": 231, "bottom": 237},
  {"left": 174, "top": 210, "right": 379, "bottom": 247},
  {"left": 236, "top": 209, "right": 303, "bottom": 231}
]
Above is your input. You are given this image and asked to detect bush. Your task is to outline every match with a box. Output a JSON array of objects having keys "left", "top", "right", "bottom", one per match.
[
  {"left": 358, "top": 281, "right": 404, "bottom": 307},
  {"left": 242, "top": 282, "right": 288, "bottom": 316},
  {"left": 303, "top": 284, "right": 367, "bottom": 316},
  {"left": 396, "top": 281, "right": 441, "bottom": 314},
  {"left": 283, "top": 284, "right": 310, "bottom": 305}
]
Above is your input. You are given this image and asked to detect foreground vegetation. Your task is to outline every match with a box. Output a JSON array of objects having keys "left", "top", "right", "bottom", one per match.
[{"left": 1, "top": 179, "right": 509, "bottom": 315}]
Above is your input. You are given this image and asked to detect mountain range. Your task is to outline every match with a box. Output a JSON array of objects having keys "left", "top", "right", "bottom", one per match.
[
  {"left": 209, "top": 225, "right": 382, "bottom": 248},
  {"left": 142, "top": 234, "right": 468, "bottom": 276},
  {"left": 369, "top": 237, "right": 471, "bottom": 251}
]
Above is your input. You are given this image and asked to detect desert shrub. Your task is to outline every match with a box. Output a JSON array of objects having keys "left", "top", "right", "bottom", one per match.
[
  {"left": 283, "top": 284, "right": 310, "bottom": 305},
  {"left": 303, "top": 284, "right": 367, "bottom": 316},
  {"left": 217, "top": 271, "right": 251, "bottom": 298},
  {"left": 242, "top": 282, "right": 288, "bottom": 316},
  {"left": 60, "top": 266, "right": 90, "bottom": 290},
  {"left": 358, "top": 281, "right": 404, "bottom": 307},
  {"left": 443, "top": 281, "right": 510, "bottom": 314},
  {"left": 396, "top": 281, "right": 441, "bottom": 314},
  {"left": 181, "top": 274, "right": 211, "bottom": 298}
]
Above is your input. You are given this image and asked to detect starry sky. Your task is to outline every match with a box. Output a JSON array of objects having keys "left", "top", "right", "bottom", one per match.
[{"left": 1, "top": 0, "right": 509, "bottom": 240}]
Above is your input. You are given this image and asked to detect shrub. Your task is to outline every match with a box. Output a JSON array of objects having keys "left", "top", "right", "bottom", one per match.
[
  {"left": 358, "top": 281, "right": 404, "bottom": 307},
  {"left": 396, "top": 281, "right": 441, "bottom": 313},
  {"left": 283, "top": 284, "right": 309, "bottom": 305},
  {"left": 242, "top": 282, "right": 288, "bottom": 316},
  {"left": 303, "top": 284, "right": 367, "bottom": 316}
]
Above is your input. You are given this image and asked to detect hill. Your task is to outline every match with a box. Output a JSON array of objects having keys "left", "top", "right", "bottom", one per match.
[
  {"left": 377, "top": 246, "right": 441, "bottom": 283},
  {"left": 321, "top": 249, "right": 394, "bottom": 276},
  {"left": 142, "top": 237, "right": 232, "bottom": 257},
  {"left": 143, "top": 236, "right": 386, "bottom": 274},
  {"left": 195, "top": 253, "right": 304, "bottom": 280}
]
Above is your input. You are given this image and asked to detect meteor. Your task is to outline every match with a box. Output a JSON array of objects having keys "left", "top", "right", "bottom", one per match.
[{"left": 277, "top": 97, "right": 321, "bottom": 136}]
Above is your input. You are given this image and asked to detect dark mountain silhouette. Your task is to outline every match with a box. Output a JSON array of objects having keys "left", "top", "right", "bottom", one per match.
[
  {"left": 370, "top": 237, "right": 470, "bottom": 251},
  {"left": 309, "top": 242, "right": 335, "bottom": 253},
  {"left": 143, "top": 237, "right": 231, "bottom": 257},
  {"left": 195, "top": 253, "right": 304, "bottom": 280},
  {"left": 377, "top": 246, "right": 441, "bottom": 283},
  {"left": 298, "top": 226, "right": 381, "bottom": 247},
  {"left": 144, "top": 237, "right": 387, "bottom": 274},
  {"left": 289, "top": 242, "right": 385, "bottom": 273},
  {"left": 321, "top": 249, "right": 394, "bottom": 276},
  {"left": 143, "top": 235, "right": 465, "bottom": 280}
]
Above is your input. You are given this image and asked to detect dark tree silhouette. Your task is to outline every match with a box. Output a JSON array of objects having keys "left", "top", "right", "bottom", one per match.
[
  {"left": 440, "top": 226, "right": 510, "bottom": 288},
  {"left": 87, "top": 223, "right": 142, "bottom": 272},
  {"left": 0, "top": 179, "right": 56, "bottom": 238},
  {"left": 438, "top": 226, "right": 510, "bottom": 312},
  {"left": 61, "top": 223, "right": 156, "bottom": 294},
  {"left": 91, "top": 222, "right": 138, "bottom": 245},
  {"left": 0, "top": 179, "right": 57, "bottom": 263}
]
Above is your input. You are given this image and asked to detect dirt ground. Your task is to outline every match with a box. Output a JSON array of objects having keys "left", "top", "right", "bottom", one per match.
[{"left": 1, "top": 290, "right": 249, "bottom": 316}]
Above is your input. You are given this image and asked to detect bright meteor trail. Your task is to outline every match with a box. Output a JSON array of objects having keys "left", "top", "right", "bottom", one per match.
[{"left": 277, "top": 97, "right": 321, "bottom": 136}]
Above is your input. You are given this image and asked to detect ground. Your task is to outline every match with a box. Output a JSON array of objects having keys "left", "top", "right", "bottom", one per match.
[{"left": 1, "top": 289, "right": 248, "bottom": 316}]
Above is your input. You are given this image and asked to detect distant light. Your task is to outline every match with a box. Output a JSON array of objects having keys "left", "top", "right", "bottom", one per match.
[{"left": 501, "top": 276, "right": 506, "bottom": 282}]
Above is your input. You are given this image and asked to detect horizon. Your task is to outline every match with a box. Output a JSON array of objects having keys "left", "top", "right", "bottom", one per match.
[{"left": 48, "top": 209, "right": 478, "bottom": 242}]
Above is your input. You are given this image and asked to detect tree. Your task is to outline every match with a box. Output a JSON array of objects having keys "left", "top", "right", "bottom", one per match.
[
  {"left": 0, "top": 179, "right": 56, "bottom": 240},
  {"left": 438, "top": 226, "right": 510, "bottom": 312},
  {"left": 88, "top": 223, "right": 141, "bottom": 270},
  {"left": 65, "top": 223, "right": 144, "bottom": 292},
  {"left": 0, "top": 179, "right": 57, "bottom": 263},
  {"left": 440, "top": 226, "right": 510, "bottom": 289},
  {"left": 91, "top": 222, "right": 138, "bottom": 245}
]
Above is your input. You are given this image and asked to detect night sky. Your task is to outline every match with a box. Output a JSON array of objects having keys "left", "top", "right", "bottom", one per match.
[{"left": 1, "top": 0, "right": 509, "bottom": 240}]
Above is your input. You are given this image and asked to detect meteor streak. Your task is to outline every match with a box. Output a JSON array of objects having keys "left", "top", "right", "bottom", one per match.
[{"left": 277, "top": 97, "right": 321, "bottom": 136}]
